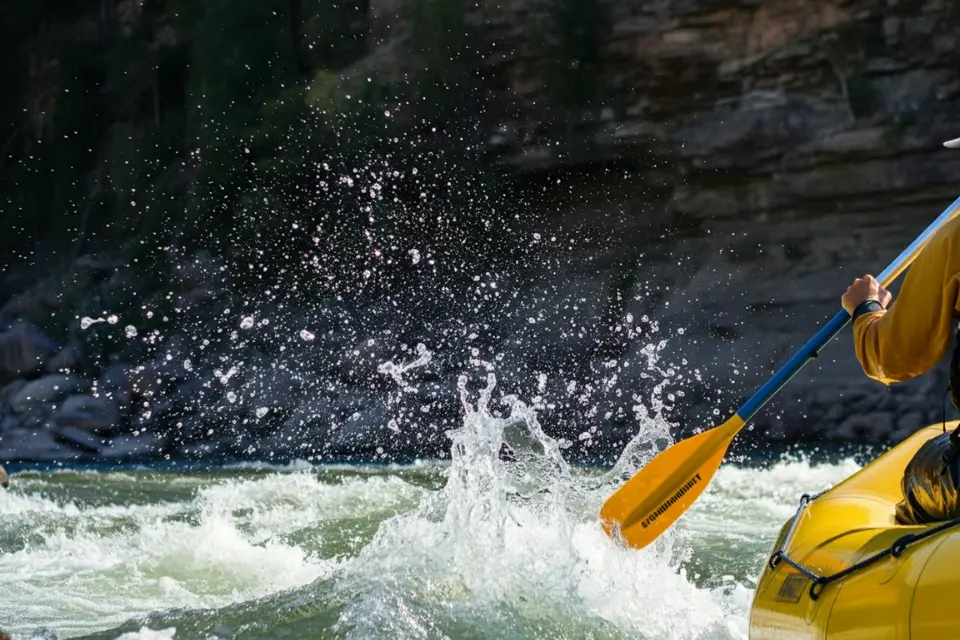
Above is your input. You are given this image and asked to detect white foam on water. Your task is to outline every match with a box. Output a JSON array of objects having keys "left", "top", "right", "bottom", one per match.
[
  {"left": 0, "top": 470, "right": 424, "bottom": 636},
  {"left": 112, "top": 628, "right": 177, "bottom": 640},
  {"left": 328, "top": 373, "right": 757, "bottom": 639},
  {"left": 0, "top": 484, "right": 75, "bottom": 516},
  {"left": 196, "top": 471, "right": 427, "bottom": 543},
  {"left": 1, "top": 520, "right": 327, "bottom": 636},
  {"left": 681, "top": 456, "right": 864, "bottom": 540},
  {"left": 0, "top": 389, "right": 867, "bottom": 639}
]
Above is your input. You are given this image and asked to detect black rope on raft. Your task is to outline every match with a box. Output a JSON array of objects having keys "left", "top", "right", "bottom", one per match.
[{"left": 767, "top": 494, "right": 960, "bottom": 601}]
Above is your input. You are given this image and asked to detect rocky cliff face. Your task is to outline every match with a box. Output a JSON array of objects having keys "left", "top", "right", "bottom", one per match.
[
  {"left": 356, "top": 0, "right": 960, "bottom": 442},
  {"left": 2, "top": 0, "right": 960, "bottom": 464}
]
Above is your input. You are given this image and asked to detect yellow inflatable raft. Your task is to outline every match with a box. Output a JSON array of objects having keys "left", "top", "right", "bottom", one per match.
[{"left": 749, "top": 421, "right": 960, "bottom": 639}]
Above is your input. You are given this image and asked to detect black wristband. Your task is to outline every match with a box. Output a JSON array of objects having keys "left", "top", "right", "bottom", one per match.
[{"left": 852, "top": 299, "right": 884, "bottom": 320}]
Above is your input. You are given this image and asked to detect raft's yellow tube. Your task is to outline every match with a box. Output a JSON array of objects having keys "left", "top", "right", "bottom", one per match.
[{"left": 749, "top": 421, "right": 960, "bottom": 640}]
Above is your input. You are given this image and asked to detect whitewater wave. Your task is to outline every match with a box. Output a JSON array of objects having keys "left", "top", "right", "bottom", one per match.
[
  {"left": 0, "top": 470, "right": 423, "bottom": 637},
  {"left": 324, "top": 373, "right": 839, "bottom": 640},
  {"left": 0, "top": 378, "right": 864, "bottom": 640}
]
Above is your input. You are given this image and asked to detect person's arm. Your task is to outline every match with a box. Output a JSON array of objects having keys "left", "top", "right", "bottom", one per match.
[{"left": 847, "top": 217, "right": 960, "bottom": 385}]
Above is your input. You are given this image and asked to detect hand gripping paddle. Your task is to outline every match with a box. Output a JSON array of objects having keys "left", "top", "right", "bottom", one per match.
[{"left": 600, "top": 195, "right": 960, "bottom": 550}]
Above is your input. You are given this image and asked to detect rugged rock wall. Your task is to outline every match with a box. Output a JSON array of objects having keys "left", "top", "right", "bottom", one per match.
[
  {"left": 357, "top": 0, "right": 960, "bottom": 442},
  {"left": 3, "top": 0, "right": 960, "bottom": 463}
]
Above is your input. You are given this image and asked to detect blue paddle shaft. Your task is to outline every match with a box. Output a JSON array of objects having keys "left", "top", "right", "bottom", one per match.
[{"left": 736, "top": 195, "right": 960, "bottom": 424}]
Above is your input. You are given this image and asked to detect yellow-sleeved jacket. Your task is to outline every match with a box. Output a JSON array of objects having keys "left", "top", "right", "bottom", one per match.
[{"left": 854, "top": 215, "right": 960, "bottom": 384}]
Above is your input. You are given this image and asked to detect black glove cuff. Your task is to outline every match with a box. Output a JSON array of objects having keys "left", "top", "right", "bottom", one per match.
[{"left": 852, "top": 299, "right": 884, "bottom": 320}]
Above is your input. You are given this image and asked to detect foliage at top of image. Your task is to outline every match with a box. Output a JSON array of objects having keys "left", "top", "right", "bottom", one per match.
[
  {"left": 0, "top": 0, "right": 613, "bottom": 289},
  {"left": 1, "top": 1, "right": 377, "bottom": 270}
]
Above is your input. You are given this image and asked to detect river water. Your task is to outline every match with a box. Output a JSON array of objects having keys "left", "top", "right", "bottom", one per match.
[{"left": 0, "top": 373, "right": 870, "bottom": 640}]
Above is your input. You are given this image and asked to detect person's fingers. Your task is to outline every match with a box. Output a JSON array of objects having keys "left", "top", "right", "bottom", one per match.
[
  {"left": 841, "top": 275, "right": 888, "bottom": 315},
  {"left": 879, "top": 287, "right": 893, "bottom": 308}
]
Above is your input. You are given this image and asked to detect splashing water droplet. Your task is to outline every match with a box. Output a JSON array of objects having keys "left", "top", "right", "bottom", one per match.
[
  {"left": 240, "top": 317, "right": 255, "bottom": 330},
  {"left": 227, "top": 392, "right": 237, "bottom": 404},
  {"left": 378, "top": 344, "right": 433, "bottom": 390},
  {"left": 124, "top": 326, "right": 138, "bottom": 338},
  {"left": 299, "top": 329, "right": 315, "bottom": 342},
  {"left": 255, "top": 407, "right": 269, "bottom": 418},
  {"left": 107, "top": 315, "right": 119, "bottom": 325}
]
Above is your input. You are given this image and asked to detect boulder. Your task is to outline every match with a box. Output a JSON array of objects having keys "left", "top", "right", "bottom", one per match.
[
  {"left": 0, "top": 323, "right": 59, "bottom": 381},
  {"left": 53, "top": 425, "right": 103, "bottom": 454},
  {"left": 52, "top": 394, "right": 122, "bottom": 435},
  {"left": 108, "top": 389, "right": 133, "bottom": 413},
  {"left": 100, "top": 362, "right": 134, "bottom": 392},
  {"left": 43, "top": 342, "right": 80, "bottom": 373},
  {"left": 99, "top": 432, "right": 161, "bottom": 459},
  {"left": 0, "top": 413, "right": 20, "bottom": 433},
  {"left": 19, "top": 409, "right": 53, "bottom": 431},
  {"left": 0, "top": 380, "right": 26, "bottom": 409},
  {"left": 10, "top": 375, "right": 91, "bottom": 413},
  {"left": 0, "top": 428, "right": 77, "bottom": 462},
  {"left": 129, "top": 357, "right": 184, "bottom": 399}
]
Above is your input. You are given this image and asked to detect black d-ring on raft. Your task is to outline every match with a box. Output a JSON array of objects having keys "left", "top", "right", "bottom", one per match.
[
  {"left": 808, "top": 580, "right": 825, "bottom": 601},
  {"left": 890, "top": 535, "right": 911, "bottom": 558}
]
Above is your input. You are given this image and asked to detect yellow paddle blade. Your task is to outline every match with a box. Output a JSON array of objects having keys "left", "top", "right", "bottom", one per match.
[{"left": 599, "top": 415, "right": 744, "bottom": 549}]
